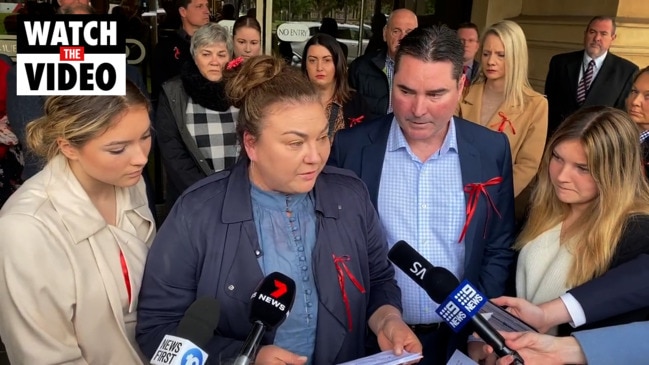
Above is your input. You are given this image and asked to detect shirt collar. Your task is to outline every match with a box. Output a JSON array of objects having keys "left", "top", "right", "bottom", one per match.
[
  {"left": 385, "top": 54, "right": 394, "bottom": 67},
  {"left": 45, "top": 155, "right": 151, "bottom": 243},
  {"left": 583, "top": 51, "right": 607, "bottom": 71},
  {"left": 328, "top": 96, "right": 343, "bottom": 108},
  {"left": 386, "top": 116, "right": 459, "bottom": 158}
]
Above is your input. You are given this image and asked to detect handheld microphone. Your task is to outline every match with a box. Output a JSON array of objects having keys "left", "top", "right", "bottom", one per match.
[
  {"left": 150, "top": 297, "right": 220, "bottom": 365},
  {"left": 234, "top": 272, "right": 297, "bottom": 365},
  {"left": 388, "top": 241, "right": 524, "bottom": 365}
]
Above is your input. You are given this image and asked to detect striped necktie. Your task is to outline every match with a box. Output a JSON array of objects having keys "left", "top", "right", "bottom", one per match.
[{"left": 577, "top": 60, "right": 595, "bottom": 104}]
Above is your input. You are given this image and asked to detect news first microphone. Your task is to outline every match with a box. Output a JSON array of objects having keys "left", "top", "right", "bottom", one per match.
[
  {"left": 388, "top": 240, "right": 524, "bottom": 365},
  {"left": 234, "top": 272, "right": 297, "bottom": 365},
  {"left": 150, "top": 297, "right": 220, "bottom": 365}
]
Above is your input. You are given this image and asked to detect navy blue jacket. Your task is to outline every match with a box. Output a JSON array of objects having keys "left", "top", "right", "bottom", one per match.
[
  {"left": 329, "top": 114, "right": 516, "bottom": 299},
  {"left": 136, "top": 159, "right": 402, "bottom": 363}
]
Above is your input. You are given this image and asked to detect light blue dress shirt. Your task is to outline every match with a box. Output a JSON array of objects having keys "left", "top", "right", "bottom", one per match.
[{"left": 377, "top": 118, "right": 466, "bottom": 324}]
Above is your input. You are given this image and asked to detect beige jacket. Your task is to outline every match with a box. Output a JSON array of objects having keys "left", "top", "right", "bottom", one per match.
[
  {"left": 0, "top": 155, "right": 155, "bottom": 364},
  {"left": 458, "top": 83, "right": 548, "bottom": 196}
]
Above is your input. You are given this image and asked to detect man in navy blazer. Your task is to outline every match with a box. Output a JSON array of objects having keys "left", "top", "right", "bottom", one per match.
[
  {"left": 330, "top": 26, "right": 516, "bottom": 365},
  {"left": 494, "top": 321, "right": 649, "bottom": 365},
  {"left": 569, "top": 254, "right": 649, "bottom": 325},
  {"left": 545, "top": 16, "right": 638, "bottom": 137}
]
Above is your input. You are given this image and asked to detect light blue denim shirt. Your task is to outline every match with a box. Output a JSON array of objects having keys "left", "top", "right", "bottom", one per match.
[{"left": 251, "top": 184, "right": 318, "bottom": 363}]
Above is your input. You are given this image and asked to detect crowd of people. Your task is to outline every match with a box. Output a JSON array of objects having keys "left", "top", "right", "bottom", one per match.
[{"left": 0, "top": 2, "right": 647, "bottom": 364}]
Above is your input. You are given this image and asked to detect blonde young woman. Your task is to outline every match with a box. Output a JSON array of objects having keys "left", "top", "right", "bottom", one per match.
[
  {"left": 0, "top": 82, "right": 155, "bottom": 364},
  {"left": 470, "top": 106, "right": 649, "bottom": 363},
  {"left": 457, "top": 20, "right": 547, "bottom": 199},
  {"left": 516, "top": 107, "right": 649, "bottom": 329}
]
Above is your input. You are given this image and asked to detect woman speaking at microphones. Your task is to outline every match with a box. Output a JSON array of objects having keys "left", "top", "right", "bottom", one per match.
[{"left": 136, "top": 55, "right": 422, "bottom": 365}]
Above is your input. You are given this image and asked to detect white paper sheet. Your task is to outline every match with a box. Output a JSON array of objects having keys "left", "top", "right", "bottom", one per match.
[
  {"left": 336, "top": 350, "right": 423, "bottom": 365},
  {"left": 446, "top": 350, "right": 479, "bottom": 365}
]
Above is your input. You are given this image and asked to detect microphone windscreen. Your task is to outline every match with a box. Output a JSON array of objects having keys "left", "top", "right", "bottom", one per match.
[
  {"left": 388, "top": 240, "right": 460, "bottom": 303},
  {"left": 249, "top": 272, "right": 296, "bottom": 329},
  {"left": 176, "top": 297, "right": 221, "bottom": 348}
]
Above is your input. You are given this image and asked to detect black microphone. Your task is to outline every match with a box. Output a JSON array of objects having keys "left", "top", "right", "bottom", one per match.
[
  {"left": 234, "top": 272, "right": 297, "bottom": 365},
  {"left": 388, "top": 240, "right": 524, "bottom": 365},
  {"left": 150, "top": 297, "right": 220, "bottom": 365}
]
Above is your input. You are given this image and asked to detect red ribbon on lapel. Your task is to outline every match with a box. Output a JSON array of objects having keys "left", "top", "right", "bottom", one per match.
[
  {"left": 458, "top": 177, "right": 503, "bottom": 243},
  {"left": 333, "top": 254, "right": 366, "bottom": 332},
  {"left": 348, "top": 115, "right": 364, "bottom": 127},
  {"left": 119, "top": 250, "right": 132, "bottom": 305},
  {"left": 495, "top": 112, "right": 516, "bottom": 134}
]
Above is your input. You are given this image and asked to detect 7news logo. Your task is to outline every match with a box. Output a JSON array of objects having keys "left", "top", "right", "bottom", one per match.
[{"left": 251, "top": 279, "right": 289, "bottom": 311}]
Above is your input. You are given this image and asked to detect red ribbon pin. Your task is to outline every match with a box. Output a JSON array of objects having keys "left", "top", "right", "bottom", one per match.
[
  {"left": 458, "top": 177, "right": 503, "bottom": 243},
  {"left": 495, "top": 112, "right": 516, "bottom": 134},
  {"left": 333, "top": 254, "right": 366, "bottom": 332}
]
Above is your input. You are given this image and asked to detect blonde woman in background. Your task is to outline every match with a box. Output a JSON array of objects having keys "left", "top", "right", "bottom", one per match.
[
  {"left": 457, "top": 20, "right": 547, "bottom": 216},
  {"left": 0, "top": 81, "right": 155, "bottom": 364}
]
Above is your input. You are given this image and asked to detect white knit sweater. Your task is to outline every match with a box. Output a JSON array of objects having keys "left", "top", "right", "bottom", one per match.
[{"left": 516, "top": 223, "right": 572, "bottom": 306}]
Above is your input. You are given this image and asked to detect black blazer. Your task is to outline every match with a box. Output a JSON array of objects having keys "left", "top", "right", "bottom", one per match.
[
  {"left": 569, "top": 254, "right": 649, "bottom": 324},
  {"left": 544, "top": 50, "right": 638, "bottom": 137},
  {"left": 561, "top": 215, "right": 649, "bottom": 334},
  {"left": 348, "top": 49, "right": 389, "bottom": 120},
  {"left": 642, "top": 139, "right": 649, "bottom": 178},
  {"left": 341, "top": 91, "right": 370, "bottom": 128}
]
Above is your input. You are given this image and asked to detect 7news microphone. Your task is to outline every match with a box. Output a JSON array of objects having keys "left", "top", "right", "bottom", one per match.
[
  {"left": 388, "top": 240, "right": 525, "bottom": 365},
  {"left": 150, "top": 297, "right": 221, "bottom": 365},
  {"left": 233, "top": 272, "right": 297, "bottom": 365}
]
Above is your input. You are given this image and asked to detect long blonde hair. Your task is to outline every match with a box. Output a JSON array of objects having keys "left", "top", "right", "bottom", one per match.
[
  {"left": 516, "top": 106, "right": 649, "bottom": 287},
  {"left": 473, "top": 20, "right": 532, "bottom": 109}
]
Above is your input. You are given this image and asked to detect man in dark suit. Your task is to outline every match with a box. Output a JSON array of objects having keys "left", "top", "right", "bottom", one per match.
[
  {"left": 348, "top": 8, "right": 418, "bottom": 119},
  {"left": 330, "top": 26, "right": 516, "bottom": 365},
  {"left": 545, "top": 16, "right": 638, "bottom": 137},
  {"left": 457, "top": 22, "right": 480, "bottom": 86}
]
